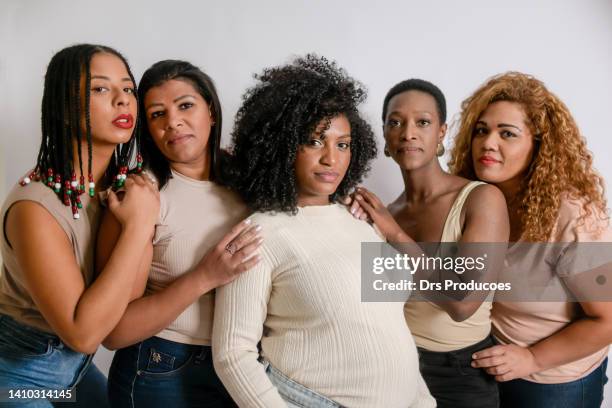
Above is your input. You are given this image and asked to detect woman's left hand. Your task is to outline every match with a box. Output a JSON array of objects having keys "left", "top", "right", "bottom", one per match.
[{"left": 472, "top": 344, "right": 542, "bottom": 382}]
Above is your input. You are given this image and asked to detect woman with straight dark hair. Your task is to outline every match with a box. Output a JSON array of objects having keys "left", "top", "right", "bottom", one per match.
[
  {"left": 97, "top": 60, "right": 260, "bottom": 407},
  {"left": 0, "top": 44, "right": 159, "bottom": 406}
]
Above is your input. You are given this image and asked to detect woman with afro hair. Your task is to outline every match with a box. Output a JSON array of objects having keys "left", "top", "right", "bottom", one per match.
[
  {"left": 212, "top": 55, "right": 435, "bottom": 407},
  {"left": 451, "top": 72, "right": 612, "bottom": 407}
]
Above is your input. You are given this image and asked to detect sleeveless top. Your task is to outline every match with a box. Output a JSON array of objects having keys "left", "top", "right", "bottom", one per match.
[
  {"left": 0, "top": 175, "right": 100, "bottom": 333},
  {"left": 404, "top": 181, "right": 493, "bottom": 351}
]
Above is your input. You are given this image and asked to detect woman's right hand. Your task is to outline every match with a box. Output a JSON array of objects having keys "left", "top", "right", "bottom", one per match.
[
  {"left": 107, "top": 174, "right": 160, "bottom": 231},
  {"left": 351, "top": 187, "right": 410, "bottom": 242},
  {"left": 194, "top": 219, "right": 263, "bottom": 289}
]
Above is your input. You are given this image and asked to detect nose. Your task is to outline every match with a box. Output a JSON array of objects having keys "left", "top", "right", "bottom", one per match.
[
  {"left": 319, "top": 144, "right": 337, "bottom": 166},
  {"left": 164, "top": 109, "right": 183, "bottom": 130},
  {"left": 114, "top": 88, "right": 131, "bottom": 107},
  {"left": 403, "top": 122, "right": 419, "bottom": 141},
  {"left": 478, "top": 132, "right": 499, "bottom": 151}
]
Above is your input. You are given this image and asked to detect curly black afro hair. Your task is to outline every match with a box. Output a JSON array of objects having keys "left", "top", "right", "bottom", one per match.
[{"left": 227, "top": 54, "right": 378, "bottom": 214}]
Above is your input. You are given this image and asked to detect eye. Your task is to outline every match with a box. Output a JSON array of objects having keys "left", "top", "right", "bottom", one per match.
[
  {"left": 500, "top": 130, "right": 517, "bottom": 138},
  {"left": 473, "top": 127, "right": 488, "bottom": 137},
  {"left": 179, "top": 102, "right": 194, "bottom": 110},
  {"left": 307, "top": 138, "right": 324, "bottom": 147},
  {"left": 91, "top": 86, "right": 108, "bottom": 93},
  {"left": 386, "top": 118, "right": 401, "bottom": 128},
  {"left": 338, "top": 142, "right": 351, "bottom": 151},
  {"left": 150, "top": 110, "right": 164, "bottom": 119},
  {"left": 417, "top": 119, "right": 431, "bottom": 127},
  {"left": 123, "top": 87, "right": 135, "bottom": 94}
]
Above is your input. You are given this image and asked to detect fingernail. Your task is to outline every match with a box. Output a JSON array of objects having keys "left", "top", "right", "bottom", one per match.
[
  {"left": 471, "top": 362, "right": 476, "bottom": 367},
  {"left": 254, "top": 225, "right": 262, "bottom": 232},
  {"left": 350, "top": 207, "right": 356, "bottom": 214},
  {"left": 244, "top": 218, "right": 252, "bottom": 225},
  {"left": 472, "top": 354, "right": 478, "bottom": 359},
  {"left": 356, "top": 195, "right": 362, "bottom": 200},
  {"left": 257, "top": 237, "right": 264, "bottom": 244}
]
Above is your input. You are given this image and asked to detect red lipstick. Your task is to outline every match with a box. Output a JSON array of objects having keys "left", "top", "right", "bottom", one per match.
[{"left": 112, "top": 114, "right": 134, "bottom": 129}]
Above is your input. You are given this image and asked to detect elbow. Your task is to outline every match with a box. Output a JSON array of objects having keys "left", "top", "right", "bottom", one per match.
[
  {"left": 101, "top": 337, "right": 121, "bottom": 351},
  {"left": 447, "top": 304, "right": 478, "bottom": 322},
  {"left": 63, "top": 335, "right": 100, "bottom": 355},
  {"left": 448, "top": 310, "right": 471, "bottom": 322}
]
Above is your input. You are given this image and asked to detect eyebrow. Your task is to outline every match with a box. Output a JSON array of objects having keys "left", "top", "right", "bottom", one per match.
[
  {"left": 476, "top": 120, "right": 522, "bottom": 132},
  {"left": 90, "top": 75, "right": 133, "bottom": 82},
  {"left": 146, "top": 94, "right": 196, "bottom": 110},
  {"left": 388, "top": 110, "right": 433, "bottom": 116}
]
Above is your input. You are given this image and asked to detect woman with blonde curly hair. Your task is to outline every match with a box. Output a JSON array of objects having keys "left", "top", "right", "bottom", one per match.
[{"left": 450, "top": 71, "right": 612, "bottom": 407}]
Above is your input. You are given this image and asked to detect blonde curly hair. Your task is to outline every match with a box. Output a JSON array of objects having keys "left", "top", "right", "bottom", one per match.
[{"left": 449, "top": 72, "right": 607, "bottom": 241}]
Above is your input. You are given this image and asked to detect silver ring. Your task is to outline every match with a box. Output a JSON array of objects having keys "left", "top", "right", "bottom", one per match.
[{"left": 225, "top": 242, "right": 237, "bottom": 255}]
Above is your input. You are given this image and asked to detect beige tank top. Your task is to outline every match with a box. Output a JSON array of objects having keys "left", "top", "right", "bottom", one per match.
[
  {"left": 0, "top": 176, "right": 100, "bottom": 333},
  {"left": 404, "top": 181, "right": 493, "bottom": 351}
]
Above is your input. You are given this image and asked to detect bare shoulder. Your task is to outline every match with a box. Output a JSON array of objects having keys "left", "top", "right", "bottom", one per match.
[
  {"left": 5, "top": 200, "right": 69, "bottom": 248},
  {"left": 464, "top": 183, "right": 507, "bottom": 214}
]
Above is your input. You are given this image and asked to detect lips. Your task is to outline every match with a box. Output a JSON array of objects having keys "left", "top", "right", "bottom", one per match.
[
  {"left": 478, "top": 155, "right": 501, "bottom": 166},
  {"left": 167, "top": 133, "right": 193, "bottom": 145},
  {"left": 397, "top": 146, "right": 423, "bottom": 153},
  {"left": 112, "top": 114, "right": 134, "bottom": 129},
  {"left": 314, "top": 171, "right": 339, "bottom": 183}
]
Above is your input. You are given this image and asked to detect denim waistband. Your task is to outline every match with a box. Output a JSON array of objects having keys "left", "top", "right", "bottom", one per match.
[
  {"left": 261, "top": 357, "right": 343, "bottom": 408},
  {"left": 418, "top": 335, "right": 495, "bottom": 364}
]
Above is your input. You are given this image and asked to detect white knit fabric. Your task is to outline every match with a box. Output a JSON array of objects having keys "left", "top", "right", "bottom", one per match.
[{"left": 213, "top": 204, "right": 435, "bottom": 408}]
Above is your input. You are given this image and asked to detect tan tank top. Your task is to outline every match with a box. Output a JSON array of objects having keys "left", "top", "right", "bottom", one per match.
[
  {"left": 0, "top": 176, "right": 100, "bottom": 333},
  {"left": 404, "top": 181, "right": 493, "bottom": 351}
]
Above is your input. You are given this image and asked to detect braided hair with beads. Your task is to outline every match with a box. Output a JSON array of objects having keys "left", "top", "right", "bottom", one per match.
[{"left": 20, "top": 44, "right": 141, "bottom": 219}]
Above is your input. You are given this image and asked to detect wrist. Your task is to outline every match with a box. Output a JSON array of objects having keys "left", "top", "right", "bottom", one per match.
[
  {"left": 526, "top": 346, "right": 544, "bottom": 373},
  {"left": 189, "top": 264, "right": 217, "bottom": 294},
  {"left": 121, "top": 223, "right": 154, "bottom": 240}
]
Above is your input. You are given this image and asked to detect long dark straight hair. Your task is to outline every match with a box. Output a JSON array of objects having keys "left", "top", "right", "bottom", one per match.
[
  {"left": 138, "top": 60, "right": 223, "bottom": 188},
  {"left": 35, "top": 44, "right": 139, "bottom": 197}
]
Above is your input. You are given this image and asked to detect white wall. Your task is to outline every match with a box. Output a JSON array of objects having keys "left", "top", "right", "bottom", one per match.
[{"left": 1, "top": 0, "right": 611, "bottom": 404}]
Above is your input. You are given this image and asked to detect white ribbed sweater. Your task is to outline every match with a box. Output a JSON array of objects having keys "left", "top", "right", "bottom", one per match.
[{"left": 212, "top": 204, "right": 434, "bottom": 408}]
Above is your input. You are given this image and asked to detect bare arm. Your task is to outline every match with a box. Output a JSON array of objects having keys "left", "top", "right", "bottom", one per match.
[
  {"left": 474, "top": 296, "right": 612, "bottom": 382},
  {"left": 101, "top": 219, "right": 262, "bottom": 350},
  {"left": 351, "top": 184, "right": 509, "bottom": 321},
  {"left": 5, "top": 176, "right": 159, "bottom": 354},
  {"left": 96, "top": 208, "right": 152, "bottom": 301}
]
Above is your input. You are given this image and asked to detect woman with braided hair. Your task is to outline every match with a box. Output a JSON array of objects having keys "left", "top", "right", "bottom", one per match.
[
  {"left": 451, "top": 72, "right": 612, "bottom": 407},
  {"left": 0, "top": 44, "right": 159, "bottom": 406},
  {"left": 212, "top": 55, "right": 435, "bottom": 408}
]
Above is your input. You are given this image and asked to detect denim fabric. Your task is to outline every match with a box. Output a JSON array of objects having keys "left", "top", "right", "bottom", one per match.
[
  {"left": 417, "top": 335, "right": 499, "bottom": 408},
  {"left": 0, "top": 314, "right": 92, "bottom": 407},
  {"left": 53, "top": 363, "right": 110, "bottom": 408},
  {"left": 499, "top": 358, "right": 608, "bottom": 408},
  {"left": 108, "top": 336, "right": 235, "bottom": 408},
  {"left": 262, "top": 358, "right": 343, "bottom": 408}
]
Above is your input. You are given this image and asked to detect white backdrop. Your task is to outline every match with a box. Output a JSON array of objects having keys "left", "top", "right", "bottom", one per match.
[{"left": 1, "top": 0, "right": 611, "bottom": 404}]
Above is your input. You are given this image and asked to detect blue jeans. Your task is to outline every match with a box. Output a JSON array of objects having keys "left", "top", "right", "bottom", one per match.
[
  {"left": 499, "top": 358, "right": 608, "bottom": 408},
  {"left": 108, "top": 336, "right": 236, "bottom": 408},
  {"left": 262, "top": 358, "right": 343, "bottom": 408},
  {"left": 0, "top": 314, "right": 94, "bottom": 407}
]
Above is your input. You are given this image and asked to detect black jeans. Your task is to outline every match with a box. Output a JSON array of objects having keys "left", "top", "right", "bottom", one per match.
[
  {"left": 418, "top": 335, "right": 499, "bottom": 408},
  {"left": 108, "top": 336, "right": 236, "bottom": 408}
]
